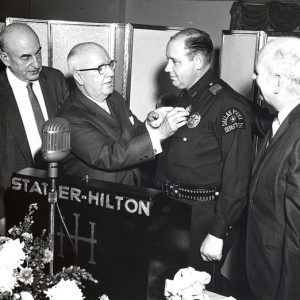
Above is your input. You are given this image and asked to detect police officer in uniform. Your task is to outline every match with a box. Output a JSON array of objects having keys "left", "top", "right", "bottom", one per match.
[{"left": 155, "top": 28, "right": 253, "bottom": 294}]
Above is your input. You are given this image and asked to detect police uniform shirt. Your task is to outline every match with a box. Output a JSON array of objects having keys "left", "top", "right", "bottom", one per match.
[{"left": 156, "top": 69, "right": 253, "bottom": 238}]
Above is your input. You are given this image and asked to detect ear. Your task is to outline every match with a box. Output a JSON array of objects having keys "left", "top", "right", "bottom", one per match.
[
  {"left": 73, "top": 71, "right": 84, "bottom": 86},
  {"left": 274, "top": 74, "right": 283, "bottom": 95},
  {"left": 193, "top": 53, "right": 204, "bottom": 70},
  {"left": 0, "top": 51, "right": 10, "bottom": 67}
]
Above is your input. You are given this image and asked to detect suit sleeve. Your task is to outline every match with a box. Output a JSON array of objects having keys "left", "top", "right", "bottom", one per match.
[
  {"left": 69, "top": 116, "right": 155, "bottom": 171},
  {"left": 277, "top": 138, "right": 300, "bottom": 299},
  {"left": 209, "top": 99, "right": 253, "bottom": 238}
]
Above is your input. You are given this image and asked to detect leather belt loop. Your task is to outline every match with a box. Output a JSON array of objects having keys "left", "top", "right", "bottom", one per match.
[{"left": 162, "top": 181, "right": 219, "bottom": 202}]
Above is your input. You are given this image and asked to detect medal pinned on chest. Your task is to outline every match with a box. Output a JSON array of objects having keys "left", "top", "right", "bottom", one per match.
[
  {"left": 185, "top": 105, "right": 201, "bottom": 128},
  {"left": 187, "top": 112, "right": 201, "bottom": 128}
]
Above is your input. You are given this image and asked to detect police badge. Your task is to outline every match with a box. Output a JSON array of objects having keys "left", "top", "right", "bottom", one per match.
[{"left": 187, "top": 112, "right": 201, "bottom": 128}]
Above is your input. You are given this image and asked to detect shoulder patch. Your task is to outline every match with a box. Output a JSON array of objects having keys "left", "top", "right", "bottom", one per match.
[
  {"left": 221, "top": 108, "right": 245, "bottom": 134},
  {"left": 209, "top": 84, "right": 223, "bottom": 95}
]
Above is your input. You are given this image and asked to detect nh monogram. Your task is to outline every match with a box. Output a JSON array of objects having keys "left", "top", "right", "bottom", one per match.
[{"left": 57, "top": 213, "right": 97, "bottom": 265}]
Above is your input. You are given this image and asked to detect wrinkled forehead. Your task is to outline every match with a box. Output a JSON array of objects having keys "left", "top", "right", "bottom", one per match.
[
  {"left": 5, "top": 30, "right": 40, "bottom": 55},
  {"left": 82, "top": 47, "right": 110, "bottom": 66}
]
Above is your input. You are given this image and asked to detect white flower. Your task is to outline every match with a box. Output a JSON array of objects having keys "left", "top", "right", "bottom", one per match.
[
  {"left": 0, "top": 266, "right": 17, "bottom": 294},
  {"left": 21, "top": 232, "right": 33, "bottom": 241},
  {"left": 43, "top": 249, "right": 53, "bottom": 263},
  {"left": 20, "top": 291, "right": 34, "bottom": 300},
  {"left": 13, "top": 293, "right": 21, "bottom": 300},
  {"left": 45, "top": 279, "right": 84, "bottom": 300},
  {"left": 0, "top": 238, "right": 25, "bottom": 270},
  {"left": 99, "top": 295, "right": 109, "bottom": 300},
  {"left": 18, "top": 267, "right": 34, "bottom": 285}
]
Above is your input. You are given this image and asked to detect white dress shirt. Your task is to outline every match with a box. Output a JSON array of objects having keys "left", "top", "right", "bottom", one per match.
[{"left": 7, "top": 68, "right": 48, "bottom": 158}]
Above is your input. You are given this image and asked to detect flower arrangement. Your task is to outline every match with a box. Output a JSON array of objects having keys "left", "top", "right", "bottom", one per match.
[
  {"left": 164, "top": 267, "right": 211, "bottom": 300},
  {"left": 0, "top": 203, "right": 107, "bottom": 300}
]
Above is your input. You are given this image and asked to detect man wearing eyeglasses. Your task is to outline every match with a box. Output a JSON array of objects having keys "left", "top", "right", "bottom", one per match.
[{"left": 59, "top": 42, "right": 189, "bottom": 186}]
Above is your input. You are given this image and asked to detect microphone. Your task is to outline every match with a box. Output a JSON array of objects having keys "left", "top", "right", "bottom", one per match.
[
  {"left": 42, "top": 117, "right": 71, "bottom": 178},
  {"left": 41, "top": 117, "right": 71, "bottom": 276}
]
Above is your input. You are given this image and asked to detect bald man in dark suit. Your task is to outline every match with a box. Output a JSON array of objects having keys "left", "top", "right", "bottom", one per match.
[
  {"left": 0, "top": 23, "right": 69, "bottom": 233},
  {"left": 247, "top": 37, "right": 300, "bottom": 300}
]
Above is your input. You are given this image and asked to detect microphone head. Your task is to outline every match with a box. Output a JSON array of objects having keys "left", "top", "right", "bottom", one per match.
[{"left": 42, "top": 117, "right": 71, "bottom": 162}]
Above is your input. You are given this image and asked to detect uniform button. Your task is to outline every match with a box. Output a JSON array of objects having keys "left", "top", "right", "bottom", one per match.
[{"left": 182, "top": 137, "right": 187, "bottom": 142}]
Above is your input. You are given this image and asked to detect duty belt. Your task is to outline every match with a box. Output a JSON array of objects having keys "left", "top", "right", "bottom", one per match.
[{"left": 162, "top": 181, "right": 219, "bottom": 202}]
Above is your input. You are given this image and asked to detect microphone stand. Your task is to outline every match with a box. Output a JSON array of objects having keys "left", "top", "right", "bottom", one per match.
[
  {"left": 42, "top": 117, "right": 71, "bottom": 276},
  {"left": 48, "top": 162, "right": 58, "bottom": 276}
]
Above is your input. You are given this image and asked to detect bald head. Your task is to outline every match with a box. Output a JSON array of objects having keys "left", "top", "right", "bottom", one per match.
[
  {"left": 0, "top": 22, "right": 42, "bottom": 81},
  {"left": 0, "top": 23, "right": 39, "bottom": 52},
  {"left": 67, "top": 42, "right": 115, "bottom": 102},
  {"left": 258, "top": 37, "right": 300, "bottom": 93},
  {"left": 67, "top": 42, "right": 109, "bottom": 74}
]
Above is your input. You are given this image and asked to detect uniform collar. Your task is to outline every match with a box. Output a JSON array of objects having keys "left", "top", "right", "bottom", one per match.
[{"left": 185, "top": 69, "right": 216, "bottom": 98}]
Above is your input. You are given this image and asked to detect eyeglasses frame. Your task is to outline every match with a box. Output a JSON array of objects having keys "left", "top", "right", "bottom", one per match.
[{"left": 76, "top": 60, "right": 117, "bottom": 75}]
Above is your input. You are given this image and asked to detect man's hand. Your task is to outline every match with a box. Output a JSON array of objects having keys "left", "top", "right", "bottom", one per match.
[
  {"left": 200, "top": 234, "right": 223, "bottom": 261},
  {"left": 147, "top": 107, "right": 174, "bottom": 128},
  {"left": 155, "top": 107, "right": 189, "bottom": 140}
]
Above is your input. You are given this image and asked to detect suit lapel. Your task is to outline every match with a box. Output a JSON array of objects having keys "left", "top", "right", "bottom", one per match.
[
  {"left": 251, "top": 105, "right": 300, "bottom": 196},
  {"left": 108, "top": 95, "right": 135, "bottom": 140},
  {"left": 0, "top": 70, "right": 33, "bottom": 165},
  {"left": 39, "top": 73, "right": 58, "bottom": 118},
  {"left": 75, "top": 90, "right": 123, "bottom": 138}
]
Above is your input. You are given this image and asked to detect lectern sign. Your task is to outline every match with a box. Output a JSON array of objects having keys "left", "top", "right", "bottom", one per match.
[
  {"left": 11, "top": 175, "right": 151, "bottom": 216},
  {"left": 7, "top": 168, "right": 163, "bottom": 300},
  {"left": 7, "top": 168, "right": 191, "bottom": 300}
]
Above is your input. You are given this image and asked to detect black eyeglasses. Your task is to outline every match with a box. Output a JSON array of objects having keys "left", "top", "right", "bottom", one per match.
[{"left": 77, "top": 60, "right": 116, "bottom": 75}]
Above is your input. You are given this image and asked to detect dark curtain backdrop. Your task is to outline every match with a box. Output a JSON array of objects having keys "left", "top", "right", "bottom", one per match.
[{"left": 230, "top": 1, "right": 300, "bottom": 32}]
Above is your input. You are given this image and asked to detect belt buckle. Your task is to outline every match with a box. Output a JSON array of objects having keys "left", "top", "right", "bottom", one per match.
[
  {"left": 171, "top": 183, "right": 179, "bottom": 199},
  {"left": 163, "top": 182, "right": 179, "bottom": 199}
]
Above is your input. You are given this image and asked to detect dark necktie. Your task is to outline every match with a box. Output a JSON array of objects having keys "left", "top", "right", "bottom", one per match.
[
  {"left": 26, "top": 82, "right": 45, "bottom": 137},
  {"left": 266, "top": 114, "right": 279, "bottom": 148},
  {"left": 266, "top": 127, "right": 273, "bottom": 148}
]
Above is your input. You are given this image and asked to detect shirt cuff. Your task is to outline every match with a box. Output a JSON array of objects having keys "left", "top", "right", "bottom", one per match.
[{"left": 145, "top": 121, "right": 162, "bottom": 155}]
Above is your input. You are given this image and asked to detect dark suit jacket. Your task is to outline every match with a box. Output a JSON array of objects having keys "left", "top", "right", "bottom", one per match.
[
  {"left": 59, "top": 88, "right": 155, "bottom": 185},
  {"left": 0, "top": 67, "right": 69, "bottom": 218},
  {"left": 247, "top": 103, "right": 300, "bottom": 300}
]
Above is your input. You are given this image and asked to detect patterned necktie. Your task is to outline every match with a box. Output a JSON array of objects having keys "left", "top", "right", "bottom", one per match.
[{"left": 26, "top": 82, "right": 45, "bottom": 137}]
